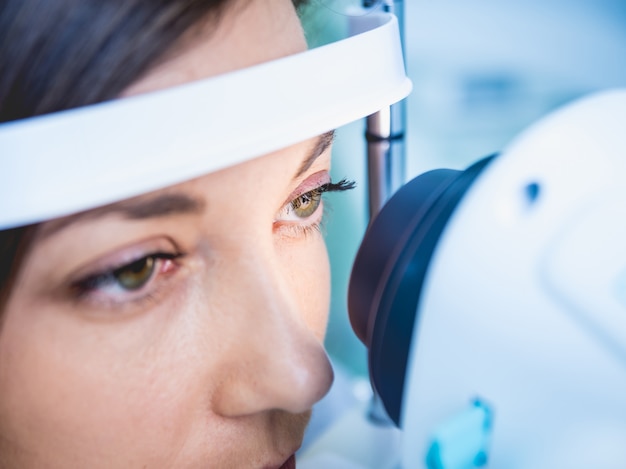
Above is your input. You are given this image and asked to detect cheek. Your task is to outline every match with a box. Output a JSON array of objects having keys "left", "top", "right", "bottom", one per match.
[
  {"left": 280, "top": 236, "right": 331, "bottom": 340},
  {"left": 0, "top": 294, "right": 211, "bottom": 465}
]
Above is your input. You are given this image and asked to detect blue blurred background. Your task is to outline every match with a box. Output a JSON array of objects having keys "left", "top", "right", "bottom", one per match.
[{"left": 302, "top": 0, "right": 626, "bottom": 379}]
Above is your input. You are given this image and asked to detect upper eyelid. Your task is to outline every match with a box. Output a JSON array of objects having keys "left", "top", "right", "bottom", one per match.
[
  {"left": 66, "top": 238, "right": 180, "bottom": 285},
  {"left": 77, "top": 252, "right": 177, "bottom": 284},
  {"left": 284, "top": 171, "right": 331, "bottom": 206},
  {"left": 287, "top": 178, "right": 356, "bottom": 204}
]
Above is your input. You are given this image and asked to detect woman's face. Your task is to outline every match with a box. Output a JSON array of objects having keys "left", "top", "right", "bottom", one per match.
[{"left": 0, "top": 0, "right": 336, "bottom": 467}]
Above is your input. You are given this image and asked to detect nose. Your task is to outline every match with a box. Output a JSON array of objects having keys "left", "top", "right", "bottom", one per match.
[{"left": 212, "top": 252, "right": 334, "bottom": 417}]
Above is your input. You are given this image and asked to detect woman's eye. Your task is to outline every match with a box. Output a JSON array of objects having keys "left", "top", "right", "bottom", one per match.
[
  {"left": 72, "top": 252, "right": 180, "bottom": 304},
  {"left": 278, "top": 187, "right": 325, "bottom": 224},
  {"left": 277, "top": 179, "right": 356, "bottom": 226},
  {"left": 275, "top": 178, "right": 355, "bottom": 236},
  {"left": 290, "top": 189, "right": 322, "bottom": 219}
]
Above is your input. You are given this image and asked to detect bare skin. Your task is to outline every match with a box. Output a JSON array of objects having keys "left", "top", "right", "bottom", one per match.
[{"left": 0, "top": 0, "right": 335, "bottom": 467}]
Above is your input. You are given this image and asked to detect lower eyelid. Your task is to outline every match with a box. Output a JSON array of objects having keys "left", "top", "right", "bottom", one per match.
[{"left": 275, "top": 222, "right": 322, "bottom": 239}]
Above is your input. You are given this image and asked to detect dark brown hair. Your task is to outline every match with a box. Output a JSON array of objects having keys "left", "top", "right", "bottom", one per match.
[{"left": 0, "top": 0, "right": 308, "bottom": 311}]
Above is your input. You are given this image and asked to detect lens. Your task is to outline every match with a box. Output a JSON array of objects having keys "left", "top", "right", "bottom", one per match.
[{"left": 348, "top": 155, "right": 495, "bottom": 426}]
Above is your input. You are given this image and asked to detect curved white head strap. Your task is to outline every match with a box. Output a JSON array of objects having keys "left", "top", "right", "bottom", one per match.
[{"left": 0, "top": 12, "right": 411, "bottom": 230}]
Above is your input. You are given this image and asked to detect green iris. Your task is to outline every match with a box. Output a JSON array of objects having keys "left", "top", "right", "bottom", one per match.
[
  {"left": 291, "top": 189, "right": 322, "bottom": 218},
  {"left": 113, "top": 256, "right": 156, "bottom": 290}
]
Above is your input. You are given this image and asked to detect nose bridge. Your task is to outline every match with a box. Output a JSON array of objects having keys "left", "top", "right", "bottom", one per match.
[{"left": 213, "top": 244, "right": 334, "bottom": 417}]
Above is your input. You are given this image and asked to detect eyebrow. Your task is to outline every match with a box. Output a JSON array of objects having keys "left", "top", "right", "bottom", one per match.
[
  {"left": 39, "top": 193, "right": 205, "bottom": 240},
  {"left": 295, "top": 130, "right": 335, "bottom": 178},
  {"left": 39, "top": 132, "right": 335, "bottom": 240}
]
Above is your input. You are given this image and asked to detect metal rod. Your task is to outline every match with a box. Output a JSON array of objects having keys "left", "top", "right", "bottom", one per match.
[{"left": 365, "top": 0, "right": 407, "bottom": 222}]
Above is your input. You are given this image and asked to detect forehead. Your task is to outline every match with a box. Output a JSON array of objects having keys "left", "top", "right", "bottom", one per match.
[{"left": 123, "top": 0, "right": 307, "bottom": 97}]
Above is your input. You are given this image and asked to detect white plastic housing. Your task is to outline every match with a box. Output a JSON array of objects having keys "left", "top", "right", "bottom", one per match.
[{"left": 401, "top": 89, "right": 626, "bottom": 469}]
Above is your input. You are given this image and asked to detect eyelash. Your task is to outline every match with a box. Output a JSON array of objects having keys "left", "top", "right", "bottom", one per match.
[{"left": 279, "top": 178, "right": 356, "bottom": 237}]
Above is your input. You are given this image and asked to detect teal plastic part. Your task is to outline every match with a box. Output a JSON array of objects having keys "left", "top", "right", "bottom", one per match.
[{"left": 425, "top": 399, "right": 494, "bottom": 469}]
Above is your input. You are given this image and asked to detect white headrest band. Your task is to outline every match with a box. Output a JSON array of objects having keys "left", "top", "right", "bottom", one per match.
[{"left": 0, "top": 12, "right": 411, "bottom": 229}]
